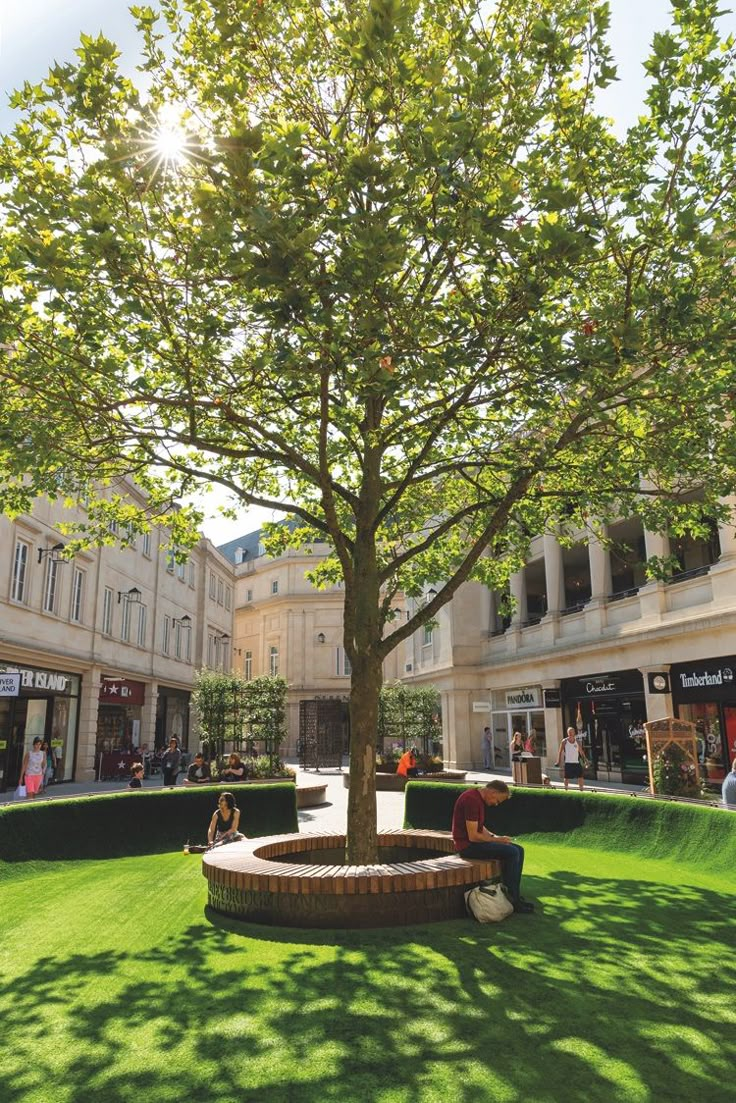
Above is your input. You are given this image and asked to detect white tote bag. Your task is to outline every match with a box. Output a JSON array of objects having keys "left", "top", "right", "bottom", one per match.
[{"left": 465, "top": 878, "right": 514, "bottom": 923}]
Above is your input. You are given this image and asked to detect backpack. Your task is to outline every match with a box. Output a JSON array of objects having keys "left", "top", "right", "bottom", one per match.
[{"left": 464, "top": 878, "right": 514, "bottom": 923}]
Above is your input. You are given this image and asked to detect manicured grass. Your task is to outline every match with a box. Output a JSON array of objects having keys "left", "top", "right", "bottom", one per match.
[{"left": 1, "top": 836, "right": 733, "bottom": 1103}]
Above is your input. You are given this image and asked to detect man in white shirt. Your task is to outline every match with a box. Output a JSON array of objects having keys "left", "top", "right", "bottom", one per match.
[{"left": 557, "top": 727, "right": 588, "bottom": 791}]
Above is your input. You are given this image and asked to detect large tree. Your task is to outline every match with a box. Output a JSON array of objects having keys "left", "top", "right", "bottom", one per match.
[{"left": 1, "top": 0, "right": 736, "bottom": 860}]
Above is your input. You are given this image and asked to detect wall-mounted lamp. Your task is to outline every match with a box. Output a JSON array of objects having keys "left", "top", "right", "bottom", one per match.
[
  {"left": 117, "top": 586, "right": 142, "bottom": 604},
  {"left": 427, "top": 587, "right": 438, "bottom": 599},
  {"left": 173, "top": 614, "right": 192, "bottom": 628},
  {"left": 216, "top": 632, "right": 230, "bottom": 642},
  {"left": 37, "top": 542, "right": 65, "bottom": 565},
  {"left": 316, "top": 632, "right": 326, "bottom": 644}
]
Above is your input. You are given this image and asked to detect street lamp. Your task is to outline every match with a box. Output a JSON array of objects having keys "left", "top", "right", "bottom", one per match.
[
  {"left": 117, "top": 586, "right": 142, "bottom": 604},
  {"left": 37, "top": 542, "right": 65, "bottom": 564}
]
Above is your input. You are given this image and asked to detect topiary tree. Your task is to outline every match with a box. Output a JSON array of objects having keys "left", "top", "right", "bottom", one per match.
[
  {"left": 243, "top": 675, "right": 288, "bottom": 767},
  {"left": 378, "top": 683, "right": 441, "bottom": 758},
  {"left": 2, "top": 1, "right": 736, "bottom": 859},
  {"left": 191, "top": 668, "right": 248, "bottom": 761}
]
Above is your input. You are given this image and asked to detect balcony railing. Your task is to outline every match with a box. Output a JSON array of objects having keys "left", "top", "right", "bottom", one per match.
[
  {"left": 608, "top": 587, "right": 640, "bottom": 602},
  {"left": 667, "top": 564, "right": 712, "bottom": 584}
]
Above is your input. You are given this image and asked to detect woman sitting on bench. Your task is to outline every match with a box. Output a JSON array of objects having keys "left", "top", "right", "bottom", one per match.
[{"left": 207, "top": 792, "right": 244, "bottom": 846}]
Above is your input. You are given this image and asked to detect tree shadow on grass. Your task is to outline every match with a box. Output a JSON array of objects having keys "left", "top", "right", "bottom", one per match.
[{"left": 1, "top": 870, "right": 734, "bottom": 1103}]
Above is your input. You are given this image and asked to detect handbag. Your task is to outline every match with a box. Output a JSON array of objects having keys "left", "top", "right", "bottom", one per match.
[
  {"left": 464, "top": 877, "right": 514, "bottom": 923},
  {"left": 15, "top": 784, "right": 27, "bottom": 800}
]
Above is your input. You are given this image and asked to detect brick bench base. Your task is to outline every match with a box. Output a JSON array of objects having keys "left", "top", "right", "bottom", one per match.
[{"left": 202, "top": 830, "right": 500, "bottom": 928}]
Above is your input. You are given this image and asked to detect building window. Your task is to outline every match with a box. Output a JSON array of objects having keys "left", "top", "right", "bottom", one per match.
[
  {"left": 207, "top": 633, "right": 215, "bottom": 667},
  {"left": 217, "top": 577, "right": 224, "bottom": 605},
  {"left": 43, "top": 557, "right": 60, "bottom": 614},
  {"left": 244, "top": 651, "right": 253, "bottom": 681},
  {"left": 175, "top": 621, "right": 182, "bottom": 659},
  {"left": 71, "top": 568, "right": 84, "bottom": 623},
  {"left": 177, "top": 560, "right": 186, "bottom": 581},
  {"left": 11, "top": 539, "right": 30, "bottom": 604},
  {"left": 137, "top": 604, "right": 147, "bottom": 647},
  {"left": 102, "top": 587, "right": 114, "bottom": 635},
  {"left": 209, "top": 571, "right": 217, "bottom": 599},
  {"left": 185, "top": 625, "right": 191, "bottom": 662},
  {"left": 166, "top": 550, "right": 175, "bottom": 574},
  {"left": 142, "top": 531, "right": 152, "bottom": 557},
  {"left": 225, "top": 585, "right": 231, "bottom": 611},
  {"left": 422, "top": 624, "right": 434, "bottom": 646},
  {"left": 109, "top": 519, "right": 119, "bottom": 536},
  {"left": 163, "top": 614, "right": 171, "bottom": 655},
  {"left": 246, "top": 588, "right": 253, "bottom": 603},
  {"left": 121, "top": 595, "right": 131, "bottom": 642},
  {"left": 271, "top": 580, "right": 279, "bottom": 595},
  {"left": 336, "top": 648, "right": 352, "bottom": 676},
  {"left": 269, "top": 646, "right": 279, "bottom": 676},
  {"left": 189, "top": 561, "right": 195, "bottom": 587}
]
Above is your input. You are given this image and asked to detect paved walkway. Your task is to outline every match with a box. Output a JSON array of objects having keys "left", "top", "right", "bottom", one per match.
[{"left": 0, "top": 762, "right": 655, "bottom": 830}]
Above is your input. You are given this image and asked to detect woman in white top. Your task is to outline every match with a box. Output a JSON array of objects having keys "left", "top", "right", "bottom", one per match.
[
  {"left": 21, "top": 737, "right": 46, "bottom": 798},
  {"left": 557, "top": 727, "right": 588, "bottom": 791}
]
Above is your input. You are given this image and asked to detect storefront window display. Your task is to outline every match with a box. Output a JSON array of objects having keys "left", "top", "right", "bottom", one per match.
[
  {"left": 491, "top": 687, "right": 547, "bottom": 766},
  {"left": 671, "top": 658, "right": 736, "bottom": 786},
  {"left": 0, "top": 664, "right": 80, "bottom": 790},
  {"left": 560, "top": 671, "right": 647, "bottom": 784}
]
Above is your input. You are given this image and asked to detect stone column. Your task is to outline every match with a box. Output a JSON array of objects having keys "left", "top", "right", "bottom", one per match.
[
  {"left": 141, "top": 680, "right": 158, "bottom": 751},
  {"left": 585, "top": 531, "right": 611, "bottom": 634},
  {"left": 441, "top": 689, "right": 475, "bottom": 770},
  {"left": 76, "top": 665, "right": 102, "bottom": 782},
  {"left": 541, "top": 681, "right": 563, "bottom": 774},
  {"left": 504, "top": 570, "right": 526, "bottom": 653},
  {"left": 639, "top": 528, "right": 669, "bottom": 619},
  {"left": 639, "top": 665, "right": 673, "bottom": 726},
  {"left": 543, "top": 534, "right": 564, "bottom": 614},
  {"left": 711, "top": 497, "right": 736, "bottom": 604}
]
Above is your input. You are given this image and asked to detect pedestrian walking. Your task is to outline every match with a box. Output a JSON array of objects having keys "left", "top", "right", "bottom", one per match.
[{"left": 161, "top": 737, "right": 182, "bottom": 787}]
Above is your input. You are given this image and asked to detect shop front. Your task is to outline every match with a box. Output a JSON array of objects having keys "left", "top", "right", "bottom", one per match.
[
  {"left": 490, "top": 685, "right": 547, "bottom": 768},
  {"left": 560, "top": 670, "right": 648, "bottom": 784},
  {"left": 671, "top": 657, "right": 736, "bottom": 788},
  {"left": 156, "top": 687, "right": 190, "bottom": 751},
  {"left": 96, "top": 678, "right": 146, "bottom": 779},
  {"left": 0, "top": 663, "right": 81, "bottom": 791}
]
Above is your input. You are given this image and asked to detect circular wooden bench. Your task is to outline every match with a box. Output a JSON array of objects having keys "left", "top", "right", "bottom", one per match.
[
  {"left": 295, "top": 783, "right": 328, "bottom": 808},
  {"left": 202, "top": 829, "right": 500, "bottom": 928}
]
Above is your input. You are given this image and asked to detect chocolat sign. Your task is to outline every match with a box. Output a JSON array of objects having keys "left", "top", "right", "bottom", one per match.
[{"left": 562, "top": 670, "right": 644, "bottom": 698}]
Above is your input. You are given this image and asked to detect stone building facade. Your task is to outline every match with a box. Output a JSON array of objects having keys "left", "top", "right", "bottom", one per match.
[{"left": 0, "top": 480, "right": 232, "bottom": 788}]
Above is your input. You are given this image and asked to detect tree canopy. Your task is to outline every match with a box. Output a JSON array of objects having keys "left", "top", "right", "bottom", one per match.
[{"left": 2, "top": 0, "right": 736, "bottom": 858}]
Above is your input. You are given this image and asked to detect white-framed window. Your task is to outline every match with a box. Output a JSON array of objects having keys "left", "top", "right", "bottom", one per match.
[
  {"left": 102, "top": 587, "right": 114, "bottom": 635},
  {"left": 177, "top": 559, "right": 186, "bottom": 581},
  {"left": 207, "top": 633, "right": 215, "bottom": 667},
  {"left": 209, "top": 571, "right": 217, "bottom": 598},
  {"left": 269, "top": 645, "right": 279, "bottom": 676},
  {"left": 137, "top": 604, "right": 147, "bottom": 647},
  {"left": 109, "top": 519, "right": 119, "bottom": 536},
  {"left": 189, "top": 561, "right": 195, "bottom": 587},
  {"left": 225, "top": 585, "right": 231, "bottom": 611},
  {"left": 70, "top": 567, "right": 84, "bottom": 623},
  {"left": 257, "top": 542, "right": 265, "bottom": 557},
  {"left": 423, "top": 624, "right": 434, "bottom": 646},
  {"left": 217, "top": 577, "right": 224, "bottom": 605},
  {"left": 43, "top": 557, "right": 60, "bottom": 614},
  {"left": 271, "top": 579, "right": 279, "bottom": 595},
  {"left": 185, "top": 625, "right": 191, "bottom": 662},
  {"left": 244, "top": 651, "right": 253, "bottom": 680},
  {"left": 11, "top": 539, "right": 30, "bottom": 604},
  {"left": 121, "top": 595, "right": 131, "bottom": 642},
  {"left": 336, "top": 647, "right": 352, "bottom": 677},
  {"left": 175, "top": 621, "right": 182, "bottom": 659},
  {"left": 220, "top": 639, "right": 229, "bottom": 669},
  {"left": 163, "top": 614, "right": 171, "bottom": 655},
  {"left": 246, "top": 588, "right": 253, "bottom": 603},
  {"left": 166, "top": 550, "right": 175, "bottom": 574},
  {"left": 142, "top": 531, "right": 152, "bottom": 557}
]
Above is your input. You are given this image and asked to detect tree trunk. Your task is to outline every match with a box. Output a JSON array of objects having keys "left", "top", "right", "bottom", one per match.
[{"left": 346, "top": 650, "right": 382, "bottom": 863}]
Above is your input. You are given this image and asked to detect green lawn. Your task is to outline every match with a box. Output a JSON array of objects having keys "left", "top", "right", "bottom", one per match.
[{"left": 1, "top": 839, "right": 733, "bottom": 1103}]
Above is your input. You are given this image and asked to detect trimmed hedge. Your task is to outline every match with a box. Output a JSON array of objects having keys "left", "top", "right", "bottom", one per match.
[
  {"left": 403, "top": 782, "right": 736, "bottom": 878},
  {"left": 0, "top": 783, "right": 298, "bottom": 863}
]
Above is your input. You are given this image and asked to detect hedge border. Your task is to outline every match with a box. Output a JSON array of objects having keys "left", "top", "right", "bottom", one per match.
[
  {"left": 0, "top": 783, "right": 298, "bottom": 863},
  {"left": 403, "top": 782, "right": 736, "bottom": 878}
]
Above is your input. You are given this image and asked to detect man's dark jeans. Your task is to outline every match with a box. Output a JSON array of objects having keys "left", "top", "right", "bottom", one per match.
[{"left": 459, "top": 841, "right": 525, "bottom": 903}]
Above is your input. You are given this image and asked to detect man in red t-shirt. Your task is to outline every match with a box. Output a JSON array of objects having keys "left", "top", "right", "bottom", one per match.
[{"left": 451, "top": 780, "right": 534, "bottom": 913}]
